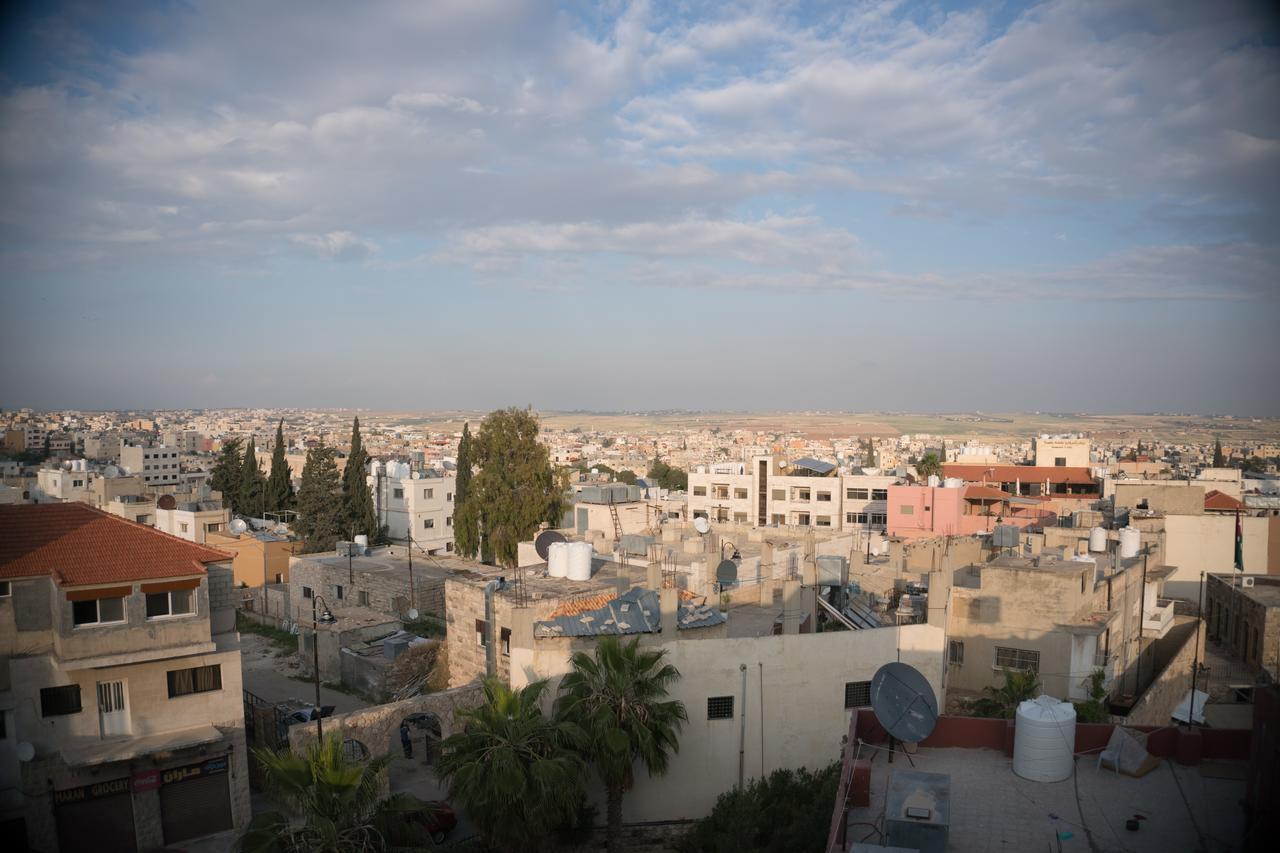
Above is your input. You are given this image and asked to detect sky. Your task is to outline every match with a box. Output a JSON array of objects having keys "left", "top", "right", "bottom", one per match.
[{"left": 1, "top": 0, "right": 1278, "bottom": 415}]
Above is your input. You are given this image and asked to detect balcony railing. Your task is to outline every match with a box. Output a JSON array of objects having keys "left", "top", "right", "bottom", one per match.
[{"left": 1142, "top": 599, "right": 1175, "bottom": 637}]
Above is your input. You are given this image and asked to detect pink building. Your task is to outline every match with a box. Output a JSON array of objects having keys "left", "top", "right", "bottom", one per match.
[{"left": 886, "top": 484, "right": 1057, "bottom": 538}]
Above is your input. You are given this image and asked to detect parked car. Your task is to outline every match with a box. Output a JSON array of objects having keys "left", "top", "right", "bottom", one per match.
[
  {"left": 283, "top": 704, "right": 335, "bottom": 725},
  {"left": 403, "top": 799, "right": 457, "bottom": 845}
]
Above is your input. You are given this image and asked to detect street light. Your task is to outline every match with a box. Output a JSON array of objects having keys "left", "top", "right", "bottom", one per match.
[{"left": 311, "top": 594, "right": 335, "bottom": 742}]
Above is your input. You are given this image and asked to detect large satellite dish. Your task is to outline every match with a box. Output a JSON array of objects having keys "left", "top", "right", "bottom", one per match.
[
  {"left": 870, "top": 661, "right": 938, "bottom": 744},
  {"left": 715, "top": 559, "right": 738, "bottom": 585},
  {"left": 157, "top": 494, "right": 177, "bottom": 510},
  {"left": 229, "top": 518, "right": 249, "bottom": 535},
  {"left": 104, "top": 465, "right": 120, "bottom": 478},
  {"left": 693, "top": 516, "right": 711, "bottom": 535},
  {"left": 534, "top": 530, "right": 567, "bottom": 561}
]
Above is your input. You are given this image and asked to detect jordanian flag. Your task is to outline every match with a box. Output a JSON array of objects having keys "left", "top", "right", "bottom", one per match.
[{"left": 1234, "top": 508, "right": 1244, "bottom": 572}]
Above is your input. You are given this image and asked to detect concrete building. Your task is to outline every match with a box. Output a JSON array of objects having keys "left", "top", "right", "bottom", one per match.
[
  {"left": 1205, "top": 574, "right": 1280, "bottom": 680},
  {"left": 886, "top": 482, "right": 1056, "bottom": 538},
  {"left": 370, "top": 464, "right": 455, "bottom": 553},
  {"left": 206, "top": 528, "right": 296, "bottom": 589},
  {"left": 287, "top": 547, "right": 455, "bottom": 630},
  {"left": 83, "top": 435, "right": 122, "bottom": 461},
  {"left": 0, "top": 503, "right": 249, "bottom": 851},
  {"left": 35, "top": 465, "right": 89, "bottom": 503},
  {"left": 120, "top": 445, "right": 182, "bottom": 487},
  {"left": 154, "top": 497, "right": 231, "bottom": 545},
  {"left": 1034, "top": 435, "right": 1091, "bottom": 468},
  {"left": 568, "top": 483, "right": 655, "bottom": 543},
  {"left": 941, "top": 463, "right": 1100, "bottom": 500}
]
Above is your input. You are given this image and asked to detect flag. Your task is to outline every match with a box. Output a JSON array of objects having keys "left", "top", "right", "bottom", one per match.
[{"left": 1234, "top": 508, "right": 1244, "bottom": 572}]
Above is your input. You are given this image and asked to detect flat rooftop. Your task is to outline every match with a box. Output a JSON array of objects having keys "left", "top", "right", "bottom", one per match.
[{"left": 844, "top": 745, "right": 1245, "bottom": 852}]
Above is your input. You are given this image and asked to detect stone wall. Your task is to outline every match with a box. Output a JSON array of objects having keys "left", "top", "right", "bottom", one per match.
[
  {"left": 289, "top": 559, "right": 446, "bottom": 626},
  {"left": 1124, "top": 615, "right": 1203, "bottom": 726}
]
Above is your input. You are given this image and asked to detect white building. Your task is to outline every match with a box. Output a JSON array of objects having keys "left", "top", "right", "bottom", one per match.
[
  {"left": 155, "top": 497, "right": 231, "bottom": 544},
  {"left": 120, "top": 445, "right": 182, "bottom": 487},
  {"left": 1034, "top": 435, "right": 1091, "bottom": 468},
  {"left": 370, "top": 462, "right": 456, "bottom": 554}
]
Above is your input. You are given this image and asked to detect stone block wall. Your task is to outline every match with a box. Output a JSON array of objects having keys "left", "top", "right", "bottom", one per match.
[{"left": 1125, "top": 615, "right": 1203, "bottom": 726}]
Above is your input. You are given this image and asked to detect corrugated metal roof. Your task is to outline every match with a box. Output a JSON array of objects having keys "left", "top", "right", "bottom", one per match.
[
  {"left": 791, "top": 457, "right": 837, "bottom": 475},
  {"left": 535, "top": 587, "right": 724, "bottom": 638}
]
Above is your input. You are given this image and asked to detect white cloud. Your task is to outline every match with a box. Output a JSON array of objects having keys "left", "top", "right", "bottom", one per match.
[{"left": 292, "top": 231, "right": 378, "bottom": 262}]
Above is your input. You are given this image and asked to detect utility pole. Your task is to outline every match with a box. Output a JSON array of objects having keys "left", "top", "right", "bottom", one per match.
[
  {"left": 407, "top": 533, "right": 416, "bottom": 615},
  {"left": 311, "top": 594, "right": 327, "bottom": 742},
  {"left": 1188, "top": 572, "right": 1204, "bottom": 727}
]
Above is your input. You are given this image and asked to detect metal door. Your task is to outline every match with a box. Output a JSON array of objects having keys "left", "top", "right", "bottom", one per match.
[{"left": 97, "top": 680, "right": 130, "bottom": 737}]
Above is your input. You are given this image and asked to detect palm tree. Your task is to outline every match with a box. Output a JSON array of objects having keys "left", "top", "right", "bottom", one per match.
[
  {"left": 554, "top": 636, "right": 688, "bottom": 853},
  {"left": 236, "top": 732, "right": 427, "bottom": 853},
  {"left": 436, "top": 678, "right": 587, "bottom": 852},
  {"left": 965, "top": 667, "right": 1041, "bottom": 719},
  {"left": 915, "top": 452, "right": 943, "bottom": 480}
]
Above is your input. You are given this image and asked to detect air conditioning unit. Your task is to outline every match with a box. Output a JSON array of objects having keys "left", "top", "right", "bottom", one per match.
[{"left": 1241, "top": 576, "right": 1255, "bottom": 588}]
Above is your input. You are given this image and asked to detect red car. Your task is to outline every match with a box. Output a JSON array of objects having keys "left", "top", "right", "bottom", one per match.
[{"left": 405, "top": 800, "right": 457, "bottom": 845}]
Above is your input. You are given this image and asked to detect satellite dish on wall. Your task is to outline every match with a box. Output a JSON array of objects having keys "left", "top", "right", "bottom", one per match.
[
  {"left": 870, "top": 661, "right": 939, "bottom": 744},
  {"left": 407, "top": 608, "right": 419, "bottom": 620},
  {"left": 534, "top": 530, "right": 567, "bottom": 561},
  {"left": 230, "top": 518, "right": 249, "bottom": 535},
  {"left": 715, "top": 559, "right": 738, "bottom": 585},
  {"left": 157, "top": 494, "right": 177, "bottom": 510},
  {"left": 15, "top": 742, "right": 35, "bottom": 762},
  {"left": 104, "top": 465, "right": 120, "bottom": 478},
  {"left": 693, "top": 516, "right": 711, "bottom": 535}
]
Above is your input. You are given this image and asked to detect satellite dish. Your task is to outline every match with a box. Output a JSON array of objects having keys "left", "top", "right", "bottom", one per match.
[
  {"left": 534, "top": 529, "right": 567, "bottom": 561},
  {"left": 157, "top": 494, "right": 177, "bottom": 510},
  {"left": 693, "top": 516, "right": 711, "bottom": 535},
  {"left": 715, "top": 559, "right": 738, "bottom": 585},
  {"left": 779, "top": 460, "right": 788, "bottom": 468},
  {"left": 15, "top": 742, "right": 34, "bottom": 762},
  {"left": 230, "top": 518, "right": 249, "bottom": 535},
  {"left": 104, "top": 465, "right": 120, "bottom": 478},
  {"left": 407, "top": 608, "right": 419, "bottom": 620},
  {"left": 870, "top": 662, "right": 939, "bottom": 744}
]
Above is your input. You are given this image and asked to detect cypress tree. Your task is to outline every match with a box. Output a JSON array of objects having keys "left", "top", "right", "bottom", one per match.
[
  {"left": 296, "top": 444, "right": 344, "bottom": 553},
  {"left": 453, "top": 423, "right": 479, "bottom": 558},
  {"left": 341, "top": 417, "right": 379, "bottom": 541},
  {"left": 1213, "top": 439, "right": 1225, "bottom": 468},
  {"left": 238, "top": 436, "right": 268, "bottom": 518},
  {"left": 210, "top": 438, "right": 244, "bottom": 511},
  {"left": 266, "top": 420, "right": 295, "bottom": 513}
]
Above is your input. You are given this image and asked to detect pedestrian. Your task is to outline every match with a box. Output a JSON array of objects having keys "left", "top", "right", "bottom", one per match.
[{"left": 400, "top": 721, "right": 413, "bottom": 759}]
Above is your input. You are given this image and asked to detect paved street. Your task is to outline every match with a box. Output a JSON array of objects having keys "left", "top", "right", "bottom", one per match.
[{"left": 238, "top": 631, "right": 368, "bottom": 715}]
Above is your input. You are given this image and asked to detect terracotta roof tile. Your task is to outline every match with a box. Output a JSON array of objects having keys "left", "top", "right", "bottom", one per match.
[
  {"left": 943, "top": 464, "right": 1097, "bottom": 486},
  {"left": 0, "top": 503, "right": 231, "bottom": 586},
  {"left": 548, "top": 585, "right": 697, "bottom": 619},
  {"left": 1204, "top": 490, "right": 1244, "bottom": 511}
]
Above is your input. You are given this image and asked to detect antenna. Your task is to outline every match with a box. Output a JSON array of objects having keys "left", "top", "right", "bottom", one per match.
[
  {"left": 534, "top": 529, "right": 567, "bottom": 561},
  {"left": 870, "top": 661, "right": 938, "bottom": 766},
  {"left": 693, "top": 516, "right": 711, "bottom": 535}
]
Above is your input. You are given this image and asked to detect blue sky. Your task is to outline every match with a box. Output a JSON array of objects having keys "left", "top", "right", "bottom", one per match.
[{"left": 1, "top": 0, "right": 1277, "bottom": 414}]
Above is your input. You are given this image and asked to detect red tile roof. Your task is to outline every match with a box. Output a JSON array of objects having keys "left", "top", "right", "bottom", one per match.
[
  {"left": 963, "top": 485, "right": 1009, "bottom": 501},
  {"left": 0, "top": 503, "right": 230, "bottom": 586},
  {"left": 1204, "top": 490, "right": 1244, "bottom": 511},
  {"left": 943, "top": 464, "right": 1097, "bottom": 486}
]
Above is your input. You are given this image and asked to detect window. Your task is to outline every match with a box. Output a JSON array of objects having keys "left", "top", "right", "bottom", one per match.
[
  {"left": 948, "top": 640, "right": 964, "bottom": 665},
  {"left": 73, "top": 479, "right": 83, "bottom": 488},
  {"left": 844, "top": 681, "right": 872, "bottom": 709},
  {"left": 146, "top": 589, "right": 194, "bottom": 619},
  {"left": 771, "top": 514, "right": 785, "bottom": 525},
  {"left": 393, "top": 488, "right": 404, "bottom": 499},
  {"left": 871, "top": 489, "right": 888, "bottom": 501},
  {"left": 446, "top": 542, "right": 454, "bottom": 552},
  {"left": 734, "top": 512, "right": 748, "bottom": 523},
  {"left": 358, "top": 590, "right": 370, "bottom": 606},
  {"left": 336, "top": 585, "right": 344, "bottom": 600},
  {"left": 41, "top": 685, "right": 82, "bottom": 717},
  {"left": 795, "top": 513, "right": 810, "bottom": 526},
  {"left": 302, "top": 586, "right": 313, "bottom": 599},
  {"left": 446, "top": 516, "right": 453, "bottom": 527},
  {"left": 995, "top": 646, "right": 1040, "bottom": 672},
  {"left": 446, "top": 492, "right": 453, "bottom": 501},
  {"left": 794, "top": 488, "right": 810, "bottom": 501},
  {"left": 817, "top": 491, "right": 832, "bottom": 502},
  {"left": 424, "top": 488, "right": 433, "bottom": 499},
  {"left": 900, "top": 505, "right": 914, "bottom": 515},
  {"left": 847, "top": 488, "right": 869, "bottom": 500},
  {"left": 167, "top": 664, "right": 222, "bottom": 698},
  {"left": 73, "top": 596, "right": 126, "bottom": 626},
  {"left": 500, "top": 627, "right": 511, "bottom": 656},
  {"left": 424, "top": 518, "right": 435, "bottom": 529},
  {"left": 816, "top": 516, "right": 832, "bottom": 527},
  {"left": 846, "top": 512, "right": 867, "bottom": 525},
  {"left": 734, "top": 488, "right": 748, "bottom": 500},
  {"left": 693, "top": 486, "right": 707, "bottom": 496},
  {"left": 707, "top": 696, "right": 734, "bottom": 720},
  {"left": 476, "top": 619, "right": 487, "bottom": 646},
  {"left": 0, "top": 581, "right": 10, "bottom": 597},
  {"left": 1055, "top": 457, "right": 1067, "bottom": 467},
  {"left": 180, "top": 522, "right": 189, "bottom": 533},
  {"left": 870, "top": 513, "right": 887, "bottom": 526},
  {"left": 772, "top": 489, "right": 785, "bottom": 501}
]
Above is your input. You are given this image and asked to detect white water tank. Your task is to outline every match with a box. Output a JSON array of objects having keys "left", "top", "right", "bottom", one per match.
[
  {"left": 567, "top": 542, "right": 593, "bottom": 581},
  {"left": 548, "top": 542, "right": 569, "bottom": 578},
  {"left": 353, "top": 534, "right": 369, "bottom": 553},
  {"left": 1013, "top": 695, "right": 1077, "bottom": 782},
  {"left": 1088, "top": 526, "right": 1107, "bottom": 553},
  {"left": 944, "top": 477, "right": 964, "bottom": 489},
  {"left": 1118, "top": 526, "right": 1140, "bottom": 560},
  {"left": 927, "top": 474, "right": 940, "bottom": 487}
]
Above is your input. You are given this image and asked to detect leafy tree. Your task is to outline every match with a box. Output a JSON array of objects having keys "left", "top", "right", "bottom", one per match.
[
  {"left": 236, "top": 732, "right": 428, "bottom": 853},
  {"left": 915, "top": 452, "right": 942, "bottom": 480},
  {"left": 453, "top": 423, "right": 478, "bottom": 559},
  {"left": 647, "top": 457, "right": 688, "bottom": 491},
  {"left": 1213, "top": 438, "right": 1225, "bottom": 467},
  {"left": 461, "top": 407, "right": 563, "bottom": 568},
  {"left": 1073, "top": 669, "right": 1110, "bottom": 723},
  {"left": 615, "top": 469, "right": 638, "bottom": 485},
  {"left": 211, "top": 438, "right": 244, "bottom": 510},
  {"left": 677, "top": 762, "right": 841, "bottom": 853},
  {"left": 267, "top": 419, "right": 295, "bottom": 513},
  {"left": 555, "top": 636, "right": 687, "bottom": 853},
  {"left": 341, "top": 418, "right": 379, "bottom": 542},
  {"left": 964, "top": 667, "right": 1041, "bottom": 719},
  {"left": 239, "top": 436, "right": 268, "bottom": 518},
  {"left": 297, "top": 445, "right": 344, "bottom": 554},
  {"left": 436, "top": 679, "right": 587, "bottom": 852}
]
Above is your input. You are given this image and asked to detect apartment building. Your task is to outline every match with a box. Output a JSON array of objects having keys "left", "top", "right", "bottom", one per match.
[
  {"left": 1034, "top": 435, "right": 1092, "bottom": 467},
  {"left": 120, "top": 445, "right": 182, "bottom": 487},
  {"left": 0, "top": 503, "right": 249, "bottom": 851},
  {"left": 154, "top": 495, "right": 231, "bottom": 544},
  {"left": 370, "top": 463, "right": 456, "bottom": 553}
]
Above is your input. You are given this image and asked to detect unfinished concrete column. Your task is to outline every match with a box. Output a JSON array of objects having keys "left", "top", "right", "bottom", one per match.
[
  {"left": 647, "top": 559, "right": 661, "bottom": 591},
  {"left": 782, "top": 578, "right": 802, "bottom": 635},
  {"left": 660, "top": 587, "right": 679, "bottom": 635}
]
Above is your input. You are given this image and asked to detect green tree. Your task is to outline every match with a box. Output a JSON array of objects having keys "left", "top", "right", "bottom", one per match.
[
  {"left": 677, "top": 762, "right": 841, "bottom": 853},
  {"left": 453, "top": 423, "right": 478, "bottom": 559},
  {"left": 964, "top": 667, "right": 1041, "bottom": 719},
  {"left": 266, "top": 420, "right": 295, "bottom": 513},
  {"left": 647, "top": 457, "right": 688, "bottom": 491},
  {"left": 297, "top": 445, "right": 344, "bottom": 553},
  {"left": 211, "top": 438, "right": 244, "bottom": 511},
  {"left": 239, "top": 436, "right": 268, "bottom": 518},
  {"left": 1213, "top": 438, "right": 1225, "bottom": 467},
  {"left": 461, "top": 407, "right": 563, "bottom": 567},
  {"left": 341, "top": 418, "right": 379, "bottom": 542},
  {"left": 614, "top": 469, "right": 638, "bottom": 485},
  {"left": 236, "top": 732, "right": 428, "bottom": 853},
  {"left": 555, "top": 636, "right": 688, "bottom": 853},
  {"left": 436, "top": 679, "right": 587, "bottom": 852},
  {"left": 1073, "top": 669, "right": 1110, "bottom": 723},
  {"left": 915, "top": 452, "right": 942, "bottom": 480}
]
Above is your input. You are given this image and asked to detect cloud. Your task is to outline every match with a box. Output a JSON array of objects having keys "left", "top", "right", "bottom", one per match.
[{"left": 292, "top": 231, "right": 378, "bottom": 262}]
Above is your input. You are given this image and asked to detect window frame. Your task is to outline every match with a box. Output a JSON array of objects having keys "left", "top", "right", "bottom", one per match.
[
  {"left": 41, "top": 684, "right": 83, "bottom": 717},
  {"left": 994, "top": 646, "right": 1040, "bottom": 672},
  {"left": 706, "top": 695, "right": 734, "bottom": 720},
  {"left": 145, "top": 588, "right": 195, "bottom": 620},
  {"left": 844, "top": 680, "right": 872, "bottom": 709},
  {"left": 73, "top": 596, "right": 127, "bottom": 627},
  {"left": 0, "top": 580, "right": 10, "bottom": 597},
  {"left": 167, "top": 664, "right": 223, "bottom": 698},
  {"left": 948, "top": 640, "right": 964, "bottom": 665}
]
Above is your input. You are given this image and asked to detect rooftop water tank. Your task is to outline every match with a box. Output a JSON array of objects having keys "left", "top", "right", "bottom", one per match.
[
  {"left": 944, "top": 477, "right": 964, "bottom": 489},
  {"left": 927, "top": 475, "right": 940, "bottom": 488},
  {"left": 1118, "top": 526, "right": 1140, "bottom": 560},
  {"left": 353, "top": 534, "right": 369, "bottom": 554},
  {"left": 1088, "top": 526, "right": 1106, "bottom": 552},
  {"left": 548, "top": 542, "right": 569, "bottom": 578},
  {"left": 567, "top": 541, "right": 593, "bottom": 581},
  {"left": 1013, "top": 695, "right": 1076, "bottom": 782}
]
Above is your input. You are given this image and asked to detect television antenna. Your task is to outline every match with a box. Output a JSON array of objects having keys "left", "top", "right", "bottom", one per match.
[{"left": 870, "top": 661, "right": 938, "bottom": 766}]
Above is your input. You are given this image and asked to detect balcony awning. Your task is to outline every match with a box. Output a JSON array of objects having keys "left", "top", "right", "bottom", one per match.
[{"left": 61, "top": 724, "right": 225, "bottom": 768}]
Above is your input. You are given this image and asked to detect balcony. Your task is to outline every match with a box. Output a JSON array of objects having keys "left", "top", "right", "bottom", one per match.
[{"left": 1142, "top": 599, "right": 1175, "bottom": 638}]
